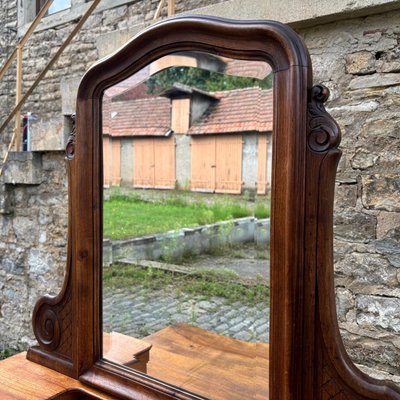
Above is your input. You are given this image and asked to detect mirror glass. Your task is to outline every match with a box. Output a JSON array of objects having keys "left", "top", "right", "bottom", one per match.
[{"left": 101, "top": 52, "right": 273, "bottom": 399}]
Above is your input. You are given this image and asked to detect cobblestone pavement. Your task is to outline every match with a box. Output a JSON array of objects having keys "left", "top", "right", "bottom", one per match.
[{"left": 103, "top": 285, "right": 269, "bottom": 342}]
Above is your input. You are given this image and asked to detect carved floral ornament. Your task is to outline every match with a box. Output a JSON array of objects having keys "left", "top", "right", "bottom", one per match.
[{"left": 26, "top": 16, "right": 400, "bottom": 400}]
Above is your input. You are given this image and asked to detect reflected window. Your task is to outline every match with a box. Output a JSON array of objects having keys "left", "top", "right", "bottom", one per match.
[{"left": 36, "top": 0, "right": 71, "bottom": 15}]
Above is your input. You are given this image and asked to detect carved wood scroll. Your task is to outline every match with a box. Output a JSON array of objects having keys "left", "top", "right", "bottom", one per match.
[{"left": 27, "top": 15, "right": 400, "bottom": 400}]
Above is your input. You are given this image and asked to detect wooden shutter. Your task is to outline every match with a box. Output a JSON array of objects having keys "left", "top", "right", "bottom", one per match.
[
  {"left": 133, "top": 139, "right": 155, "bottom": 188},
  {"left": 215, "top": 135, "right": 243, "bottom": 194},
  {"left": 191, "top": 136, "right": 216, "bottom": 192},
  {"left": 154, "top": 137, "right": 176, "bottom": 189},
  {"left": 111, "top": 139, "right": 121, "bottom": 186},
  {"left": 257, "top": 135, "right": 268, "bottom": 194},
  {"left": 103, "top": 136, "right": 111, "bottom": 187}
]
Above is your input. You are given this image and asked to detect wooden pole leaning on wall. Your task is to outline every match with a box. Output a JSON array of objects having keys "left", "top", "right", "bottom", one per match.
[
  {"left": 167, "top": 0, "right": 175, "bottom": 16},
  {"left": 153, "top": 0, "right": 164, "bottom": 20},
  {"left": 14, "top": 45, "right": 23, "bottom": 151},
  {"left": 154, "top": 0, "right": 174, "bottom": 19}
]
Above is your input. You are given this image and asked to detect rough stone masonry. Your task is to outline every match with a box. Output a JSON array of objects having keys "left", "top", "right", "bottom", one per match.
[
  {"left": 0, "top": 0, "right": 399, "bottom": 384},
  {"left": 298, "top": 12, "right": 400, "bottom": 381}
]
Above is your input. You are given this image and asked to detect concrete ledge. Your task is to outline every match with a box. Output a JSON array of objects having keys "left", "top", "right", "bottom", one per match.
[
  {"left": 0, "top": 184, "right": 13, "bottom": 214},
  {"left": 103, "top": 217, "right": 270, "bottom": 266},
  {"left": 188, "top": 0, "right": 400, "bottom": 28},
  {"left": 2, "top": 152, "right": 43, "bottom": 185}
]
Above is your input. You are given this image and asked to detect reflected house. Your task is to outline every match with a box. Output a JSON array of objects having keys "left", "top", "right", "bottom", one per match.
[{"left": 102, "top": 64, "right": 273, "bottom": 195}]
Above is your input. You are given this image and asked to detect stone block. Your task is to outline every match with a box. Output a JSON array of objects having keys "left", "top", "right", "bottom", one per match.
[
  {"left": 377, "top": 211, "right": 400, "bottom": 240},
  {"left": 60, "top": 77, "right": 80, "bottom": 115},
  {"left": 351, "top": 148, "right": 379, "bottom": 169},
  {"left": 2, "top": 152, "right": 43, "bottom": 185},
  {"left": 103, "top": 239, "right": 113, "bottom": 267},
  {"left": 335, "top": 252, "right": 398, "bottom": 289},
  {"left": 13, "top": 216, "right": 39, "bottom": 246},
  {"left": 255, "top": 218, "right": 270, "bottom": 245},
  {"left": 345, "top": 51, "right": 376, "bottom": 75},
  {"left": 29, "top": 116, "right": 67, "bottom": 151},
  {"left": 375, "top": 239, "right": 400, "bottom": 268},
  {"left": 362, "top": 174, "right": 400, "bottom": 212},
  {"left": 334, "top": 181, "right": 358, "bottom": 209},
  {"left": 336, "top": 287, "right": 354, "bottom": 322},
  {"left": 356, "top": 294, "right": 400, "bottom": 333},
  {"left": 95, "top": 25, "right": 143, "bottom": 58},
  {"left": 0, "top": 184, "right": 13, "bottom": 214},
  {"left": 342, "top": 331, "right": 400, "bottom": 376},
  {"left": 349, "top": 73, "right": 400, "bottom": 90},
  {"left": 334, "top": 211, "right": 376, "bottom": 242}
]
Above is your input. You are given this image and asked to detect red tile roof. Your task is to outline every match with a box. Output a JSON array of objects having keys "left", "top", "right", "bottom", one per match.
[
  {"left": 188, "top": 87, "right": 273, "bottom": 135},
  {"left": 103, "top": 87, "right": 273, "bottom": 137},
  {"left": 103, "top": 97, "right": 171, "bottom": 137}
]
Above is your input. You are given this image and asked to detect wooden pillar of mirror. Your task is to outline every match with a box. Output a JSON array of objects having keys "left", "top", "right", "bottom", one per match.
[{"left": 26, "top": 15, "right": 400, "bottom": 400}]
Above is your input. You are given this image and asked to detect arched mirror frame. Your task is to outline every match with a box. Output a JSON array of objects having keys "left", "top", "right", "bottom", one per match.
[{"left": 26, "top": 15, "right": 400, "bottom": 400}]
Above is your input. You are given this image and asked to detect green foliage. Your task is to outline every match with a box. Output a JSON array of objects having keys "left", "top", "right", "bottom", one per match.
[
  {"left": 104, "top": 264, "right": 269, "bottom": 306},
  {"left": 0, "top": 349, "right": 15, "bottom": 360},
  {"left": 254, "top": 203, "right": 270, "bottom": 219},
  {"left": 146, "top": 66, "right": 273, "bottom": 94}
]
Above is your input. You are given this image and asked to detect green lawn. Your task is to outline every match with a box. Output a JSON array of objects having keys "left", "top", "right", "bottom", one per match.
[{"left": 103, "top": 193, "right": 269, "bottom": 240}]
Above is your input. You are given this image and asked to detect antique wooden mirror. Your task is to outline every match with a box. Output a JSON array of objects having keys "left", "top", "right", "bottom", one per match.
[{"left": 26, "top": 15, "right": 400, "bottom": 400}]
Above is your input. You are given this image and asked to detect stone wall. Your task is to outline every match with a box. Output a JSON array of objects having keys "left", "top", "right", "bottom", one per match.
[
  {"left": 0, "top": 0, "right": 17, "bottom": 155},
  {"left": 299, "top": 12, "right": 400, "bottom": 382},
  {"left": 0, "top": 152, "right": 68, "bottom": 349}
]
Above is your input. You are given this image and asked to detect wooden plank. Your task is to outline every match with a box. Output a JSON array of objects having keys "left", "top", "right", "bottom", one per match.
[
  {"left": 191, "top": 136, "right": 216, "bottom": 192},
  {"left": 133, "top": 138, "right": 155, "bottom": 188},
  {"left": 153, "top": 0, "right": 164, "bottom": 20},
  {"left": 103, "top": 136, "right": 110, "bottom": 187},
  {"left": 154, "top": 137, "right": 175, "bottom": 189},
  {"left": 14, "top": 46, "right": 23, "bottom": 151},
  {"left": 143, "top": 324, "right": 269, "bottom": 400},
  {"left": 257, "top": 135, "right": 268, "bottom": 194},
  {"left": 215, "top": 135, "right": 243, "bottom": 194},
  {"left": 0, "top": 352, "right": 114, "bottom": 399},
  {"left": 167, "top": 0, "right": 175, "bottom": 16},
  {"left": 171, "top": 98, "right": 190, "bottom": 134},
  {"left": 111, "top": 139, "right": 121, "bottom": 186}
]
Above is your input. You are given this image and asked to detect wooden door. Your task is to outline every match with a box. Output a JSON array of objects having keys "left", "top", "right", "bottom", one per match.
[
  {"left": 191, "top": 136, "right": 216, "bottom": 192},
  {"left": 215, "top": 136, "right": 243, "bottom": 194},
  {"left": 191, "top": 136, "right": 243, "bottom": 194},
  {"left": 134, "top": 137, "right": 176, "bottom": 189},
  {"left": 111, "top": 139, "right": 121, "bottom": 186},
  {"left": 257, "top": 135, "right": 268, "bottom": 194},
  {"left": 133, "top": 138, "right": 155, "bottom": 188},
  {"left": 154, "top": 137, "right": 176, "bottom": 189}
]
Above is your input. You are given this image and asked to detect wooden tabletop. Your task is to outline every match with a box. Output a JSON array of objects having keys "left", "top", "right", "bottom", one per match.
[
  {"left": 0, "top": 326, "right": 269, "bottom": 399},
  {"left": 143, "top": 324, "right": 269, "bottom": 400},
  {"left": 0, "top": 352, "right": 113, "bottom": 400},
  {"left": 103, "top": 331, "right": 152, "bottom": 372}
]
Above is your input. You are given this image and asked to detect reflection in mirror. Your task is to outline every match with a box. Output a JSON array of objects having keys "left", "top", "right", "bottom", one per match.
[{"left": 102, "top": 52, "right": 273, "bottom": 399}]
